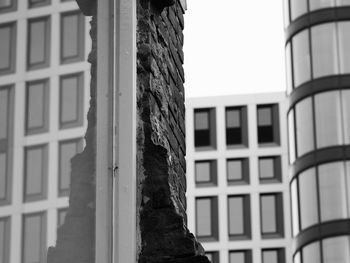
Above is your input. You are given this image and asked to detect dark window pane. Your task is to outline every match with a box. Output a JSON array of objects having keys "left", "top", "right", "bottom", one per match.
[
  {"left": 59, "top": 139, "right": 83, "bottom": 196},
  {"left": 226, "top": 107, "right": 245, "bottom": 145},
  {"left": 0, "top": 23, "right": 15, "bottom": 75},
  {"left": 27, "top": 17, "right": 50, "bottom": 69},
  {"left": 194, "top": 109, "right": 211, "bottom": 147},
  {"left": 26, "top": 80, "right": 49, "bottom": 134},
  {"left": 22, "top": 213, "right": 46, "bottom": 263},
  {"left": 24, "top": 145, "right": 47, "bottom": 201},
  {"left": 61, "top": 11, "right": 84, "bottom": 64},
  {"left": 257, "top": 105, "right": 278, "bottom": 144},
  {"left": 59, "top": 73, "right": 84, "bottom": 128}
]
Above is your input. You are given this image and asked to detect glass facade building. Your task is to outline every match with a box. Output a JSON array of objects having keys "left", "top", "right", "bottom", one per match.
[{"left": 284, "top": 1, "right": 350, "bottom": 262}]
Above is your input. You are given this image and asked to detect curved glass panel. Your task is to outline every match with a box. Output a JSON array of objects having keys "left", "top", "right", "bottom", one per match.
[
  {"left": 342, "top": 89, "right": 350, "bottom": 144},
  {"left": 290, "top": 0, "right": 307, "bottom": 20},
  {"left": 337, "top": 0, "right": 350, "bottom": 5},
  {"left": 314, "top": 91, "right": 342, "bottom": 148},
  {"left": 318, "top": 162, "right": 347, "bottom": 221},
  {"left": 323, "top": 236, "right": 350, "bottom": 263},
  {"left": 310, "top": 0, "right": 335, "bottom": 11},
  {"left": 288, "top": 109, "right": 296, "bottom": 164},
  {"left": 293, "top": 252, "right": 301, "bottom": 263},
  {"left": 293, "top": 30, "right": 311, "bottom": 87},
  {"left": 311, "top": 23, "right": 338, "bottom": 78},
  {"left": 338, "top": 22, "right": 350, "bottom": 74},
  {"left": 299, "top": 168, "right": 319, "bottom": 229},
  {"left": 286, "top": 43, "right": 293, "bottom": 94},
  {"left": 302, "top": 241, "right": 321, "bottom": 263},
  {"left": 291, "top": 179, "right": 300, "bottom": 236},
  {"left": 295, "top": 97, "right": 314, "bottom": 157}
]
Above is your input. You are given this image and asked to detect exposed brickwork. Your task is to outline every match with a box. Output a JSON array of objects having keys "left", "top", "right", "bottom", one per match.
[{"left": 137, "top": 1, "right": 209, "bottom": 262}]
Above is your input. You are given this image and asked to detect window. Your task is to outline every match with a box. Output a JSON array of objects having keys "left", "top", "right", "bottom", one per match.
[
  {"left": 299, "top": 168, "right": 318, "bottom": 230},
  {"left": 290, "top": 0, "right": 307, "bottom": 20},
  {"left": 59, "top": 73, "right": 84, "bottom": 129},
  {"left": 57, "top": 208, "right": 68, "bottom": 227},
  {"left": 195, "top": 197, "right": 218, "bottom": 240},
  {"left": 25, "top": 79, "right": 49, "bottom": 135},
  {"left": 318, "top": 162, "right": 347, "bottom": 222},
  {"left": 24, "top": 145, "right": 48, "bottom": 202},
  {"left": 292, "top": 30, "right": 311, "bottom": 87},
  {"left": 310, "top": 0, "right": 335, "bottom": 11},
  {"left": 285, "top": 43, "right": 293, "bottom": 93},
  {"left": 195, "top": 160, "right": 217, "bottom": 186},
  {"left": 288, "top": 109, "right": 296, "bottom": 163},
  {"left": 28, "top": 0, "right": 50, "bottom": 8},
  {"left": 260, "top": 193, "right": 284, "bottom": 238},
  {"left": 228, "top": 195, "right": 250, "bottom": 239},
  {"left": 59, "top": 138, "right": 83, "bottom": 196},
  {"left": 311, "top": 23, "right": 338, "bottom": 78},
  {"left": 262, "top": 248, "right": 285, "bottom": 263},
  {"left": 0, "top": 85, "right": 13, "bottom": 206},
  {"left": 323, "top": 236, "right": 350, "bottom": 263},
  {"left": 314, "top": 91, "right": 342, "bottom": 148},
  {"left": 194, "top": 108, "right": 216, "bottom": 149},
  {"left": 0, "top": 217, "right": 10, "bottom": 263},
  {"left": 227, "top": 158, "right": 249, "bottom": 184},
  {"left": 205, "top": 252, "right": 219, "bottom": 263},
  {"left": 290, "top": 179, "right": 300, "bottom": 236},
  {"left": 258, "top": 156, "right": 281, "bottom": 183},
  {"left": 295, "top": 97, "right": 314, "bottom": 157},
  {"left": 0, "top": 22, "right": 16, "bottom": 75},
  {"left": 225, "top": 106, "right": 247, "bottom": 147},
  {"left": 257, "top": 104, "right": 279, "bottom": 145},
  {"left": 27, "top": 16, "right": 50, "bottom": 70},
  {"left": 0, "top": 0, "right": 16, "bottom": 13},
  {"left": 302, "top": 241, "right": 321, "bottom": 263},
  {"left": 338, "top": 22, "right": 350, "bottom": 74},
  {"left": 22, "top": 213, "right": 46, "bottom": 263},
  {"left": 60, "top": 11, "right": 85, "bottom": 64},
  {"left": 342, "top": 90, "right": 350, "bottom": 144},
  {"left": 229, "top": 251, "right": 252, "bottom": 263}
]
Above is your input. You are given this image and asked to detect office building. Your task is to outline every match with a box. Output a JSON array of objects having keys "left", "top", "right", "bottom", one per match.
[
  {"left": 186, "top": 92, "right": 292, "bottom": 263},
  {"left": 283, "top": 1, "right": 350, "bottom": 262},
  {"left": 0, "top": 1, "right": 91, "bottom": 262}
]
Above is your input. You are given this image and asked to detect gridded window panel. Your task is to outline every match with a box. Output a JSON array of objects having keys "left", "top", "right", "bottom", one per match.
[
  {"left": 292, "top": 30, "right": 311, "bottom": 87},
  {"left": 257, "top": 104, "right": 279, "bottom": 145},
  {"left": 27, "top": 17, "right": 50, "bottom": 70},
  {"left": 58, "top": 138, "right": 83, "bottom": 196},
  {"left": 338, "top": 22, "right": 350, "bottom": 74},
  {"left": 0, "top": 23, "right": 16, "bottom": 75},
  {"left": 227, "top": 158, "right": 249, "bottom": 184},
  {"left": 323, "top": 236, "right": 350, "bottom": 263},
  {"left": 60, "top": 11, "right": 85, "bottom": 64},
  {"left": 311, "top": 23, "right": 338, "bottom": 79},
  {"left": 195, "top": 197, "right": 218, "bottom": 240},
  {"left": 59, "top": 73, "right": 84, "bottom": 129},
  {"left": 318, "top": 162, "right": 347, "bottom": 222},
  {"left": 24, "top": 145, "right": 48, "bottom": 202},
  {"left": 22, "top": 213, "right": 46, "bottom": 263},
  {"left": 195, "top": 160, "right": 217, "bottom": 186},
  {"left": 262, "top": 249, "right": 285, "bottom": 263},
  {"left": 226, "top": 107, "right": 247, "bottom": 147},
  {"left": 295, "top": 97, "right": 314, "bottom": 157},
  {"left": 258, "top": 156, "right": 281, "bottom": 183},
  {"left": 260, "top": 193, "right": 284, "bottom": 238},
  {"left": 194, "top": 108, "right": 216, "bottom": 149},
  {"left": 299, "top": 168, "right": 318, "bottom": 230},
  {"left": 0, "top": 217, "right": 10, "bottom": 263},
  {"left": 229, "top": 251, "right": 251, "bottom": 263},
  {"left": 57, "top": 208, "right": 68, "bottom": 227},
  {"left": 0, "top": 86, "right": 13, "bottom": 205},
  {"left": 290, "top": 0, "right": 307, "bottom": 20},
  {"left": 28, "top": 0, "right": 50, "bottom": 8},
  {"left": 25, "top": 79, "right": 49, "bottom": 135},
  {"left": 290, "top": 179, "right": 300, "bottom": 236},
  {"left": 228, "top": 195, "right": 250, "bottom": 239},
  {"left": 302, "top": 241, "right": 321, "bottom": 263}
]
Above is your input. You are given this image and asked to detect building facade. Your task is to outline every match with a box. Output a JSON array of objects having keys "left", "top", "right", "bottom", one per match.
[
  {"left": 283, "top": 1, "right": 350, "bottom": 262},
  {"left": 186, "top": 93, "right": 292, "bottom": 263},
  {"left": 0, "top": 1, "right": 91, "bottom": 262}
]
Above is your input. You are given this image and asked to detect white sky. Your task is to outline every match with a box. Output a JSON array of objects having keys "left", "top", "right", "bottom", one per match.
[{"left": 184, "top": 0, "right": 287, "bottom": 98}]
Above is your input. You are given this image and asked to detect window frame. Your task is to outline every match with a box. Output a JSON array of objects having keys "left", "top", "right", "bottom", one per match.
[
  {"left": 229, "top": 250, "right": 252, "bottom": 263},
  {"left": 227, "top": 195, "right": 251, "bottom": 240},
  {"left": 194, "top": 159, "right": 217, "bottom": 187},
  {"left": 0, "top": 22, "right": 16, "bottom": 76},
  {"left": 261, "top": 248, "right": 285, "bottom": 263},
  {"left": 257, "top": 104, "right": 280, "bottom": 146},
  {"left": 258, "top": 156, "right": 282, "bottom": 183},
  {"left": 226, "top": 158, "right": 249, "bottom": 185},
  {"left": 0, "top": 216, "right": 10, "bottom": 263},
  {"left": 260, "top": 193, "right": 284, "bottom": 238},
  {"left": 0, "top": 0, "right": 17, "bottom": 13},
  {"left": 225, "top": 106, "right": 248, "bottom": 148},
  {"left": 194, "top": 108, "right": 216, "bottom": 150},
  {"left": 195, "top": 196, "right": 219, "bottom": 241}
]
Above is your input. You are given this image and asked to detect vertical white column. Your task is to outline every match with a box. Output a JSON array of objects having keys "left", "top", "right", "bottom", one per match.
[
  {"left": 113, "top": 0, "right": 137, "bottom": 262},
  {"left": 96, "top": 0, "right": 115, "bottom": 262}
]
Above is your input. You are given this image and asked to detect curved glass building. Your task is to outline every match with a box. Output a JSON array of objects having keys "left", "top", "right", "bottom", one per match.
[{"left": 284, "top": 0, "right": 350, "bottom": 262}]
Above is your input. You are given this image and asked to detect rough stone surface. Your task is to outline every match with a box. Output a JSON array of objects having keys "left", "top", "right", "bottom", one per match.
[{"left": 137, "top": 1, "right": 208, "bottom": 262}]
